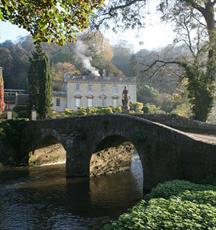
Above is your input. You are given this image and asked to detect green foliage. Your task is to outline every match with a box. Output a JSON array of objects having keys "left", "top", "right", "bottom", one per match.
[
  {"left": 103, "top": 198, "right": 216, "bottom": 230},
  {"left": 146, "top": 180, "right": 216, "bottom": 200},
  {"left": 0, "top": 120, "right": 26, "bottom": 145},
  {"left": 103, "top": 180, "right": 216, "bottom": 230},
  {"left": 112, "top": 44, "right": 133, "bottom": 77},
  {"left": 143, "top": 103, "right": 163, "bottom": 114},
  {"left": 178, "top": 190, "right": 216, "bottom": 207},
  {"left": 63, "top": 106, "right": 115, "bottom": 117},
  {"left": 185, "top": 64, "right": 214, "bottom": 121},
  {"left": 28, "top": 44, "right": 52, "bottom": 119},
  {"left": 0, "top": 41, "right": 29, "bottom": 89},
  {"left": 137, "top": 84, "right": 184, "bottom": 114},
  {"left": 60, "top": 106, "right": 118, "bottom": 118},
  {"left": 130, "top": 102, "right": 143, "bottom": 113},
  {"left": 171, "top": 105, "right": 191, "bottom": 117},
  {"left": 0, "top": 120, "right": 27, "bottom": 164},
  {"left": 13, "top": 106, "right": 28, "bottom": 119},
  {"left": 0, "top": 0, "right": 104, "bottom": 44},
  {"left": 159, "top": 1, "right": 216, "bottom": 121},
  {"left": 112, "top": 106, "right": 122, "bottom": 113}
]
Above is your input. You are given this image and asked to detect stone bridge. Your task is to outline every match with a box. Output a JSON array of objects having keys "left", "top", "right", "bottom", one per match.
[{"left": 21, "top": 114, "right": 216, "bottom": 190}]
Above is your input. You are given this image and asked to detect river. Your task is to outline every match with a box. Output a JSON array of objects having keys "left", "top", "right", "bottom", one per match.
[{"left": 0, "top": 155, "right": 143, "bottom": 230}]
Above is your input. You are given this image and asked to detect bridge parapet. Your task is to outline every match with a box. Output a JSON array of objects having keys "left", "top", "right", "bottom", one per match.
[{"left": 133, "top": 114, "right": 216, "bottom": 135}]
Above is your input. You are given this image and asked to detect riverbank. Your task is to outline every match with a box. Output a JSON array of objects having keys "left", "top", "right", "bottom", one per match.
[{"left": 103, "top": 179, "right": 216, "bottom": 229}]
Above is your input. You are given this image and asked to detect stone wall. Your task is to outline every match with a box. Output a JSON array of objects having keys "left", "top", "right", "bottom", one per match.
[
  {"left": 134, "top": 114, "right": 216, "bottom": 135},
  {"left": 90, "top": 142, "right": 134, "bottom": 177}
]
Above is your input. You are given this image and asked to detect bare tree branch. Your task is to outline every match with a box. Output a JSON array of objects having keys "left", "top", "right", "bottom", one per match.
[
  {"left": 187, "top": 0, "right": 206, "bottom": 15},
  {"left": 142, "top": 60, "right": 184, "bottom": 72},
  {"left": 103, "top": 0, "right": 145, "bottom": 16}
]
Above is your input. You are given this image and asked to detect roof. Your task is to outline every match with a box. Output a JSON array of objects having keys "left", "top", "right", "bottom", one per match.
[
  {"left": 53, "top": 91, "right": 66, "bottom": 97},
  {"left": 64, "top": 73, "right": 136, "bottom": 84}
]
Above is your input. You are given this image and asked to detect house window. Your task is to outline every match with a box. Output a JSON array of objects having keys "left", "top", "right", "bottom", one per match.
[
  {"left": 76, "top": 83, "right": 80, "bottom": 91},
  {"left": 113, "top": 98, "right": 117, "bottom": 108},
  {"left": 56, "top": 98, "right": 60, "bottom": 106},
  {"left": 113, "top": 85, "right": 118, "bottom": 94},
  {"left": 88, "top": 84, "right": 92, "bottom": 91},
  {"left": 75, "top": 98, "right": 81, "bottom": 107},
  {"left": 102, "top": 98, "right": 106, "bottom": 107},
  {"left": 101, "top": 84, "right": 105, "bottom": 92},
  {"left": 87, "top": 98, "right": 93, "bottom": 107}
]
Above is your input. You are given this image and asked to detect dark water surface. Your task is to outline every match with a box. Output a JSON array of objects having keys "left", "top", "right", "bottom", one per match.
[{"left": 0, "top": 157, "right": 143, "bottom": 230}]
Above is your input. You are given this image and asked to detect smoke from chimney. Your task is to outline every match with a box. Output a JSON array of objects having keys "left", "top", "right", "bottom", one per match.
[{"left": 75, "top": 40, "right": 100, "bottom": 77}]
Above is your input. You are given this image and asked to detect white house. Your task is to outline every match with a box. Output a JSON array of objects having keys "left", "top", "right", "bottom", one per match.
[{"left": 52, "top": 73, "right": 137, "bottom": 112}]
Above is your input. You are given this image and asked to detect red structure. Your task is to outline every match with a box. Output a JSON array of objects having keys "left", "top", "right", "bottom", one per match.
[{"left": 0, "top": 67, "right": 5, "bottom": 112}]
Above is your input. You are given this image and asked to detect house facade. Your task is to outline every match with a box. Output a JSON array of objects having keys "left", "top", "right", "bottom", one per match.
[{"left": 52, "top": 73, "right": 137, "bottom": 112}]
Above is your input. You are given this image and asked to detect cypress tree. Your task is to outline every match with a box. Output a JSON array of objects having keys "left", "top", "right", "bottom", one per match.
[{"left": 28, "top": 44, "right": 52, "bottom": 119}]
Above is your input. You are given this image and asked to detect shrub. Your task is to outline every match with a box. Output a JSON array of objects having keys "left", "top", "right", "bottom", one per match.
[
  {"left": 74, "top": 107, "right": 88, "bottom": 116},
  {"left": 103, "top": 180, "right": 216, "bottom": 230},
  {"left": 0, "top": 120, "right": 27, "bottom": 164},
  {"left": 146, "top": 180, "right": 216, "bottom": 200},
  {"left": 130, "top": 102, "right": 144, "bottom": 113},
  {"left": 64, "top": 108, "right": 73, "bottom": 116},
  {"left": 178, "top": 190, "right": 216, "bottom": 207},
  {"left": 86, "top": 107, "right": 98, "bottom": 115},
  {"left": 112, "top": 106, "right": 122, "bottom": 113},
  {"left": 171, "top": 103, "right": 192, "bottom": 118},
  {"left": 51, "top": 110, "right": 65, "bottom": 118},
  {"left": 96, "top": 107, "right": 113, "bottom": 114},
  {"left": 143, "top": 103, "right": 163, "bottom": 114},
  {"left": 103, "top": 198, "right": 216, "bottom": 230},
  {"left": 13, "top": 106, "right": 29, "bottom": 118}
]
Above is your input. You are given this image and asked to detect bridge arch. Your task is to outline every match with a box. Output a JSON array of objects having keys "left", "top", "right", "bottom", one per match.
[
  {"left": 89, "top": 134, "right": 144, "bottom": 179},
  {"left": 28, "top": 134, "right": 66, "bottom": 167}
]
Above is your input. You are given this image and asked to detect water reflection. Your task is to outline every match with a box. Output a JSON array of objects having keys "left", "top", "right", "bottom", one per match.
[{"left": 0, "top": 155, "right": 143, "bottom": 230}]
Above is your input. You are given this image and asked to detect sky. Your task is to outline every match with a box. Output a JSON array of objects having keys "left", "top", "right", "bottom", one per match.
[
  {"left": 104, "top": 1, "right": 175, "bottom": 52},
  {"left": 0, "top": 1, "right": 175, "bottom": 52}
]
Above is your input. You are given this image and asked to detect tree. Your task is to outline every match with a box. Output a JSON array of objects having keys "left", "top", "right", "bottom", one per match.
[
  {"left": 95, "top": 0, "right": 216, "bottom": 121},
  {"left": 158, "top": 0, "right": 216, "bottom": 121},
  {"left": 0, "top": 41, "right": 29, "bottom": 89},
  {"left": 112, "top": 41, "right": 133, "bottom": 77},
  {"left": 0, "top": 0, "right": 104, "bottom": 44},
  {"left": 28, "top": 44, "right": 52, "bottom": 119},
  {"left": 93, "top": 0, "right": 146, "bottom": 30}
]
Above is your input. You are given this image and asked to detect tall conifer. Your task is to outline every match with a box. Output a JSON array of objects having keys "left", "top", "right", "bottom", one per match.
[{"left": 28, "top": 44, "right": 52, "bottom": 119}]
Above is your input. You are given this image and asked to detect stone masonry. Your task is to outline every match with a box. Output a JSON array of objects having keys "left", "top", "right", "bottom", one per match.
[{"left": 21, "top": 114, "right": 216, "bottom": 190}]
